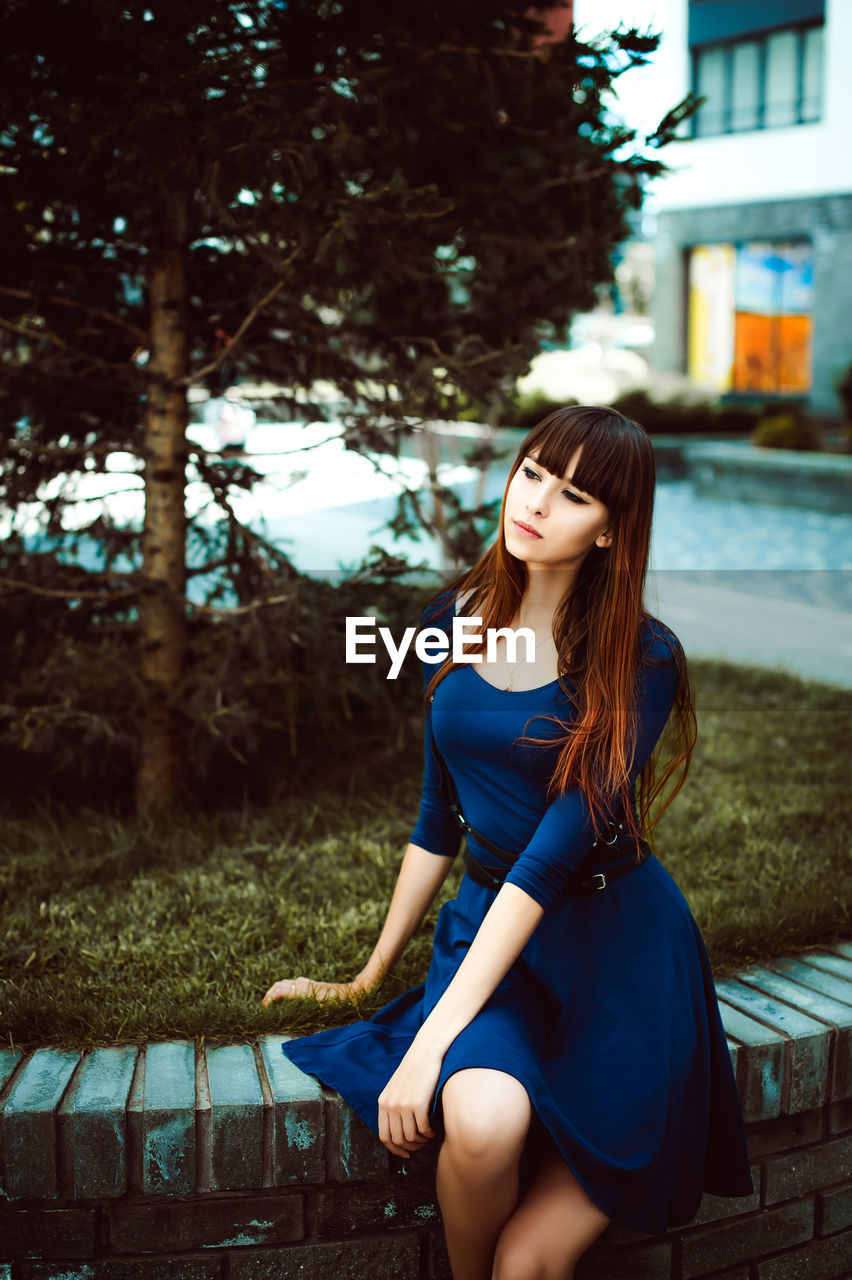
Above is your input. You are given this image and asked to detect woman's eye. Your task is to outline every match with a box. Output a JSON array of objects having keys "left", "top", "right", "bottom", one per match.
[
  {"left": 563, "top": 490, "right": 585, "bottom": 504},
  {"left": 522, "top": 466, "right": 539, "bottom": 481}
]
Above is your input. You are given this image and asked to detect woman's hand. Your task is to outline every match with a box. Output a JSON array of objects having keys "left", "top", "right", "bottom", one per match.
[
  {"left": 377, "top": 1037, "right": 442, "bottom": 1158},
  {"left": 261, "top": 975, "right": 367, "bottom": 1007}
]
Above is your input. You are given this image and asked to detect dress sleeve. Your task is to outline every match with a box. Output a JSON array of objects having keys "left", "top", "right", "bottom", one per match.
[
  {"left": 407, "top": 594, "right": 464, "bottom": 860},
  {"left": 502, "top": 627, "right": 683, "bottom": 908}
]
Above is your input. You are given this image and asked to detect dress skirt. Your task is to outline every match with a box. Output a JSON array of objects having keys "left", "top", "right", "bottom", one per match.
[{"left": 282, "top": 852, "right": 754, "bottom": 1236}]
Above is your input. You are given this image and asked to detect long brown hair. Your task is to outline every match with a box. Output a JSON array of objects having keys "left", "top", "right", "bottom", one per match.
[{"left": 422, "top": 406, "right": 697, "bottom": 851}]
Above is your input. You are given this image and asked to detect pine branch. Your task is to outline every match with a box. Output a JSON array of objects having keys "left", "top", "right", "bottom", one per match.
[
  {"left": 49, "top": 486, "right": 144, "bottom": 504},
  {"left": 2, "top": 441, "right": 143, "bottom": 460},
  {"left": 390, "top": 334, "right": 529, "bottom": 371},
  {"left": 0, "top": 575, "right": 136, "bottom": 601},
  {"left": 0, "top": 317, "right": 140, "bottom": 375},
  {"left": 381, "top": 40, "right": 564, "bottom": 61},
  {"left": 532, "top": 166, "right": 612, "bottom": 190},
  {"left": 185, "top": 556, "right": 233, "bottom": 579},
  {"left": 0, "top": 702, "right": 120, "bottom": 737},
  {"left": 0, "top": 287, "right": 147, "bottom": 343},
  {"left": 187, "top": 433, "right": 343, "bottom": 462},
  {"left": 181, "top": 276, "right": 289, "bottom": 388},
  {"left": 186, "top": 593, "right": 294, "bottom": 616}
]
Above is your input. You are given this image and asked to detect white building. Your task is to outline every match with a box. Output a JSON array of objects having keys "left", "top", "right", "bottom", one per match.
[{"left": 643, "top": 0, "right": 852, "bottom": 414}]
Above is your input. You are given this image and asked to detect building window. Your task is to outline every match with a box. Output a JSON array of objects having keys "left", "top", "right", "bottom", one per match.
[
  {"left": 688, "top": 241, "right": 814, "bottom": 396},
  {"left": 692, "top": 24, "right": 823, "bottom": 136},
  {"left": 730, "top": 41, "right": 760, "bottom": 131},
  {"left": 801, "top": 25, "right": 823, "bottom": 120}
]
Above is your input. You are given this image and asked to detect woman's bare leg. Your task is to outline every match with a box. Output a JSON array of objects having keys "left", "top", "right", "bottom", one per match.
[
  {"left": 436, "top": 1068, "right": 532, "bottom": 1280},
  {"left": 491, "top": 1150, "right": 611, "bottom": 1280}
]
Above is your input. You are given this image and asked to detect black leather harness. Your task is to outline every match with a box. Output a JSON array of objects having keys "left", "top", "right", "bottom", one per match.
[{"left": 428, "top": 693, "right": 650, "bottom": 895}]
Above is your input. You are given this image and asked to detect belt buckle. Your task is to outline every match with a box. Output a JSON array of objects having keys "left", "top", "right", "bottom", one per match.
[{"left": 589, "top": 872, "right": 608, "bottom": 891}]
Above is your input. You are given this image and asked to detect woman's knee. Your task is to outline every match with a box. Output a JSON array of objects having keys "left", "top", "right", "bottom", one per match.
[
  {"left": 493, "top": 1230, "right": 585, "bottom": 1280},
  {"left": 442, "top": 1069, "right": 532, "bottom": 1168},
  {"left": 491, "top": 1152, "right": 610, "bottom": 1280},
  {"left": 491, "top": 1238, "right": 551, "bottom": 1280}
]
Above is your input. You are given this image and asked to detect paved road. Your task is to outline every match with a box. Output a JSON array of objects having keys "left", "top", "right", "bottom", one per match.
[{"left": 648, "top": 573, "right": 851, "bottom": 688}]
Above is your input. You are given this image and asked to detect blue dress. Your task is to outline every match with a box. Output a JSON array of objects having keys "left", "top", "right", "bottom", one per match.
[{"left": 282, "top": 592, "right": 754, "bottom": 1234}]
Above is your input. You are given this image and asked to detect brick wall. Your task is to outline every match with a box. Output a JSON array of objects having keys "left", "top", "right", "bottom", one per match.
[{"left": 2, "top": 943, "right": 852, "bottom": 1279}]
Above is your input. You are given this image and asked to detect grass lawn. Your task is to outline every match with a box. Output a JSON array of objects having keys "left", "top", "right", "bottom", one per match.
[{"left": 2, "top": 658, "right": 850, "bottom": 1053}]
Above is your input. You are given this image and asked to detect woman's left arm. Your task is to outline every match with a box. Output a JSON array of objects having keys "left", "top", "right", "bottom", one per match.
[{"left": 377, "top": 883, "right": 543, "bottom": 1157}]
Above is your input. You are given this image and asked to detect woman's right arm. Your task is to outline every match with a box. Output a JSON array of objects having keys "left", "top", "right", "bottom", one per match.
[
  {"left": 262, "top": 597, "right": 462, "bottom": 1007},
  {"left": 352, "top": 840, "right": 457, "bottom": 990},
  {"left": 261, "top": 840, "right": 456, "bottom": 1006}
]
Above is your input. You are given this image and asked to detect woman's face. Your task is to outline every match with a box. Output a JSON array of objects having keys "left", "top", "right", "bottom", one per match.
[{"left": 503, "top": 445, "right": 613, "bottom": 570}]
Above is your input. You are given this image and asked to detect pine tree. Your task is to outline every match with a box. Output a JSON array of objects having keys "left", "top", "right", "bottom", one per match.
[{"left": 0, "top": 0, "right": 685, "bottom": 811}]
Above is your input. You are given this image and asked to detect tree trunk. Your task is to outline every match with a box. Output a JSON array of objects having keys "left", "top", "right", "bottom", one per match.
[{"left": 135, "top": 203, "right": 189, "bottom": 815}]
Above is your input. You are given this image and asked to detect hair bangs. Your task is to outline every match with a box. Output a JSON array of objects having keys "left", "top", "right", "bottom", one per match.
[{"left": 519, "top": 407, "right": 638, "bottom": 512}]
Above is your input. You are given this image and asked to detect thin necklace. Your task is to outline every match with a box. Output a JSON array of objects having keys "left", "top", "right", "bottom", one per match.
[{"left": 503, "top": 627, "right": 554, "bottom": 692}]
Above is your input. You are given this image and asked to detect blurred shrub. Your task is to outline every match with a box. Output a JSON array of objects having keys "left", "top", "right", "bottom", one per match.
[
  {"left": 752, "top": 412, "right": 822, "bottom": 452},
  {"left": 502, "top": 390, "right": 577, "bottom": 431},
  {"left": 611, "top": 389, "right": 764, "bottom": 436},
  {"left": 611, "top": 389, "right": 712, "bottom": 434},
  {"left": 837, "top": 361, "right": 852, "bottom": 421},
  {"left": 715, "top": 403, "right": 765, "bottom": 433},
  {"left": 449, "top": 385, "right": 768, "bottom": 437},
  {"left": 836, "top": 361, "right": 852, "bottom": 452}
]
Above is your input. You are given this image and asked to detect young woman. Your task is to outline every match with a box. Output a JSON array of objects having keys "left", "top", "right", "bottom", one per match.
[{"left": 262, "top": 407, "right": 754, "bottom": 1279}]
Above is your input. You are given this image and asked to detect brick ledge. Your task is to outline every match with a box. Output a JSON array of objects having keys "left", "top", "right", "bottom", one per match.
[{"left": 1, "top": 943, "right": 851, "bottom": 1203}]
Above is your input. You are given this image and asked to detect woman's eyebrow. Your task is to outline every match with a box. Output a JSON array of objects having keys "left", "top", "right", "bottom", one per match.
[{"left": 525, "top": 457, "right": 591, "bottom": 496}]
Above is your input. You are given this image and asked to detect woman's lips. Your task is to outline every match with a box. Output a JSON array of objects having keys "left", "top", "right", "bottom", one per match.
[{"left": 513, "top": 520, "right": 542, "bottom": 539}]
